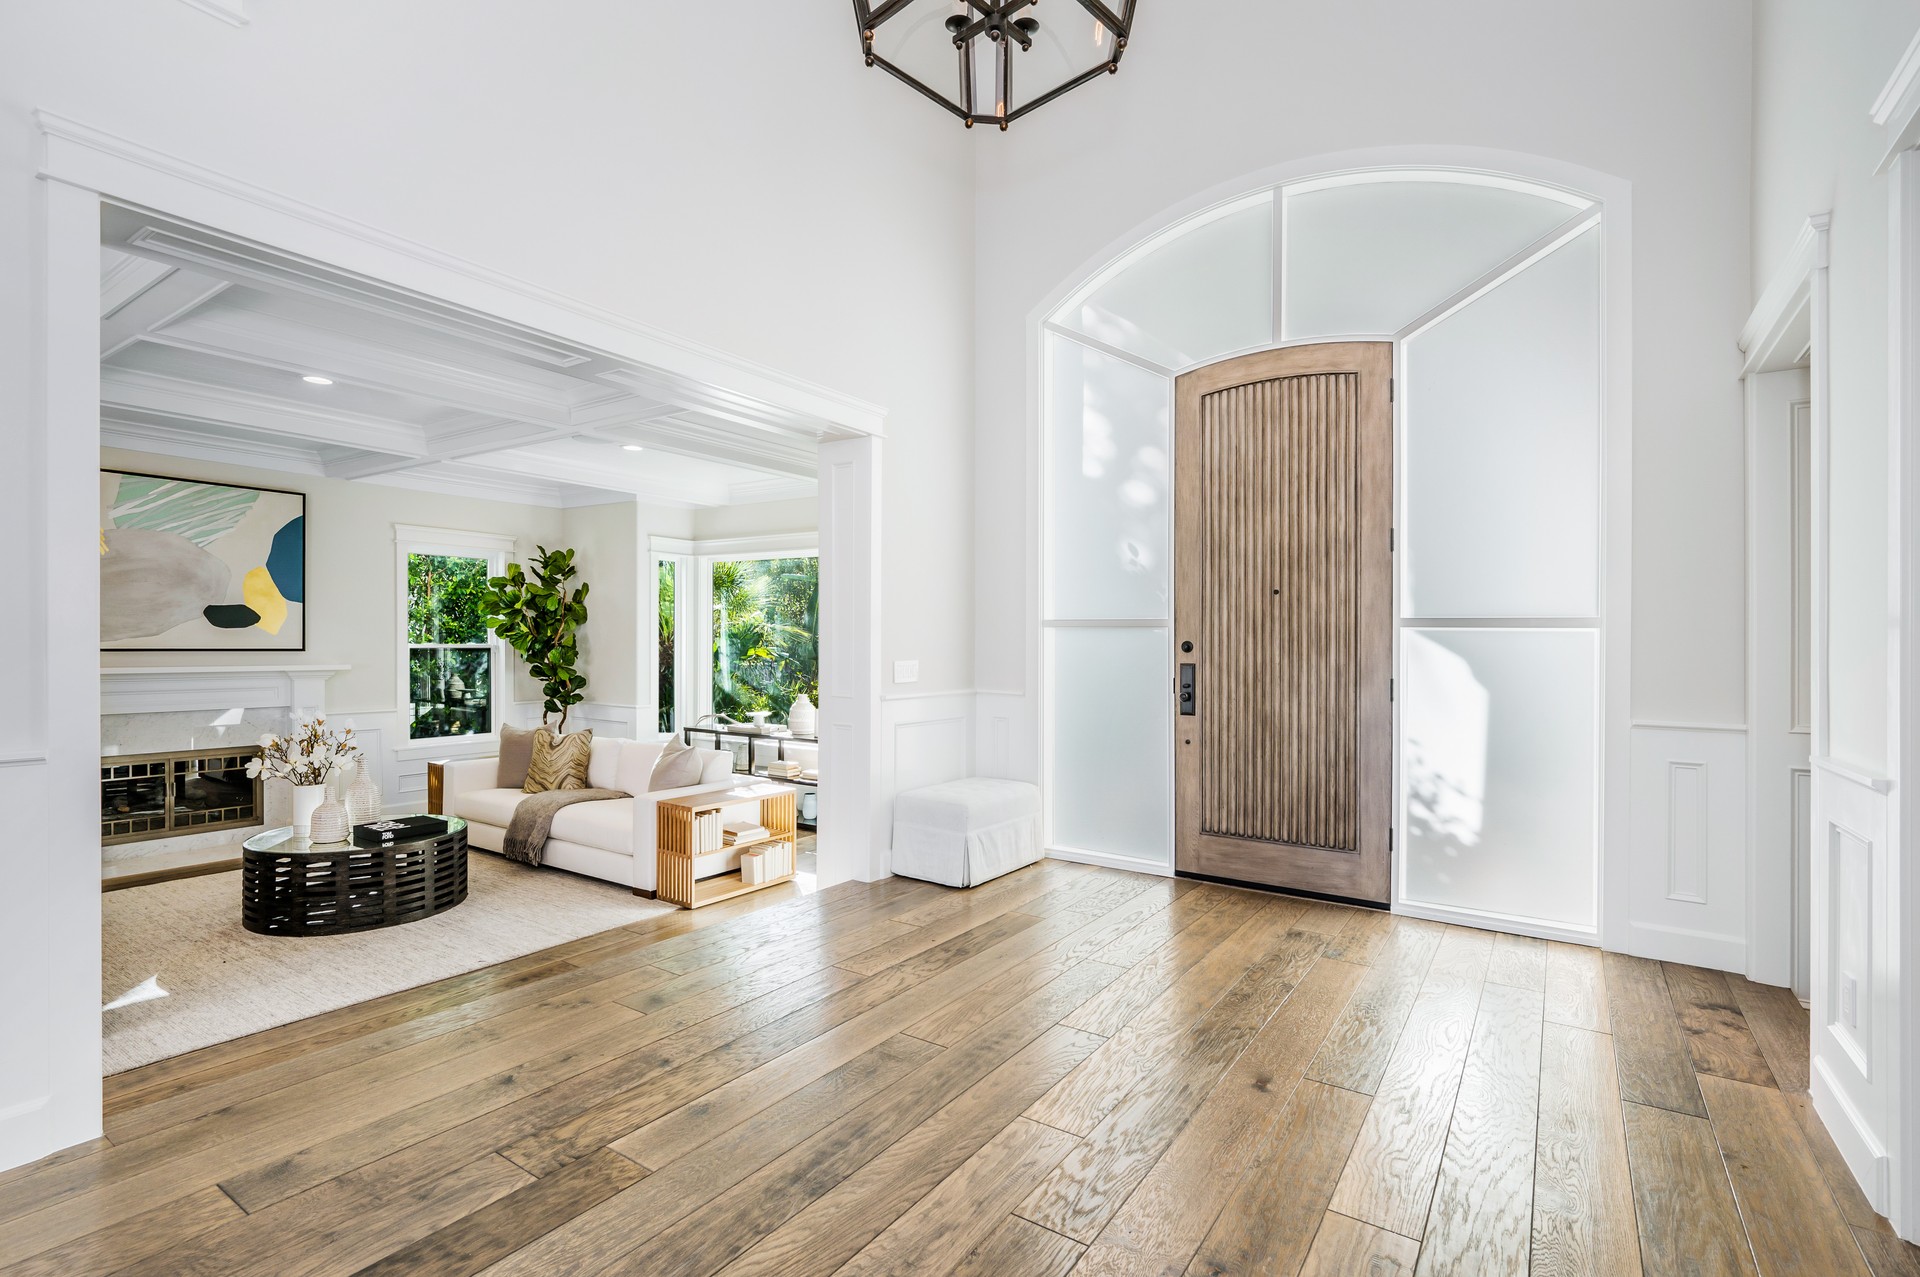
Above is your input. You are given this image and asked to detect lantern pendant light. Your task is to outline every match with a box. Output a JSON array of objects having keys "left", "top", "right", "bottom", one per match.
[{"left": 853, "top": 1, "right": 1135, "bottom": 131}]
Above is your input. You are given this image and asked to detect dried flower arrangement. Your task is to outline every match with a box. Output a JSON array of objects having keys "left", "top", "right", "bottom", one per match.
[{"left": 246, "top": 718, "right": 362, "bottom": 787}]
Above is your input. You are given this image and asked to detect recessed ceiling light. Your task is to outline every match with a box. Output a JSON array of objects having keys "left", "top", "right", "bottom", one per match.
[
  {"left": 622, "top": 444, "right": 645, "bottom": 452},
  {"left": 302, "top": 375, "right": 334, "bottom": 385}
]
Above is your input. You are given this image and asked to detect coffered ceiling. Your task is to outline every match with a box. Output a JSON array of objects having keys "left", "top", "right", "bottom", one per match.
[{"left": 98, "top": 204, "right": 831, "bottom": 509}]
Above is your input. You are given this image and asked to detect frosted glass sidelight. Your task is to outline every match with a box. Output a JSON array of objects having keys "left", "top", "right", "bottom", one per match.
[
  {"left": 1403, "top": 226, "right": 1602, "bottom": 618},
  {"left": 1044, "top": 334, "right": 1172, "bottom": 621},
  {"left": 1401, "top": 628, "right": 1597, "bottom": 928},
  {"left": 1282, "top": 177, "right": 1587, "bottom": 339},
  {"left": 1046, "top": 626, "right": 1171, "bottom": 864},
  {"left": 1055, "top": 197, "right": 1272, "bottom": 370}
]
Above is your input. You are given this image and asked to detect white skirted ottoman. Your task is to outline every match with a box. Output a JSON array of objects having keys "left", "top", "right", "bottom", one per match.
[{"left": 891, "top": 778, "right": 1043, "bottom": 888}]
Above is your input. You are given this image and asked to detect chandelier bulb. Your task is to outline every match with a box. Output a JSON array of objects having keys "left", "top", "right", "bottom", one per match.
[{"left": 866, "top": 54, "right": 875, "bottom": 66}]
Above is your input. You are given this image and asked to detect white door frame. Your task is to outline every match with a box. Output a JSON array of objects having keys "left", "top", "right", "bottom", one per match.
[
  {"left": 17, "top": 112, "right": 887, "bottom": 1173},
  {"left": 1738, "top": 214, "right": 1829, "bottom": 994}
]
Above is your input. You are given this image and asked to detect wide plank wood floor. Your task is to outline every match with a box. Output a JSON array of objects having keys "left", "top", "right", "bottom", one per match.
[{"left": 6, "top": 859, "right": 1917, "bottom": 1276}]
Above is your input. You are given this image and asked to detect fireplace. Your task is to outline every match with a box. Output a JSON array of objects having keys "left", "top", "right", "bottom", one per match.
[{"left": 101, "top": 747, "right": 264, "bottom": 846}]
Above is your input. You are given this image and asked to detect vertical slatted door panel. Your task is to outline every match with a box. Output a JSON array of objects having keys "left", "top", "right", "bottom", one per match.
[{"left": 1175, "top": 343, "right": 1392, "bottom": 903}]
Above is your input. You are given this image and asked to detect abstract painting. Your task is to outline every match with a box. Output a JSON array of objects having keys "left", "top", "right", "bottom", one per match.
[{"left": 100, "top": 471, "right": 306, "bottom": 651}]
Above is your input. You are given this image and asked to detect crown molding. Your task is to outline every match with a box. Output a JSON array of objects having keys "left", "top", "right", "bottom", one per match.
[
  {"left": 728, "top": 477, "right": 818, "bottom": 504},
  {"left": 1739, "top": 214, "right": 1828, "bottom": 374},
  {"left": 99, "top": 250, "right": 174, "bottom": 318},
  {"left": 1874, "top": 26, "right": 1920, "bottom": 173}
]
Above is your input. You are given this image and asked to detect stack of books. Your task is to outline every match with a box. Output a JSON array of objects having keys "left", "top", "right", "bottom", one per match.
[
  {"left": 763, "top": 759, "right": 804, "bottom": 781},
  {"left": 723, "top": 820, "right": 771, "bottom": 846},
  {"left": 692, "top": 810, "right": 724, "bottom": 854}
]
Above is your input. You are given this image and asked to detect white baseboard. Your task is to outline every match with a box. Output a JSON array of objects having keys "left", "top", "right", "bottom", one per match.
[
  {"left": 1394, "top": 898, "right": 1601, "bottom": 946},
  {"left": 1813, "top": 1056, "right": 1892, "bottom": 1212},
  {"left": 1616, "top": 920, "right": 1747, "bottom": 973},
  {"left": 1045, "top": 845, "right": 1173, "bottom": 877}
]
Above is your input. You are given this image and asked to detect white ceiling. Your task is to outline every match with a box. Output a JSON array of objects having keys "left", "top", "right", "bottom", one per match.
[{"left": 98, "top": 204, "right": 829, "bottom": 508}]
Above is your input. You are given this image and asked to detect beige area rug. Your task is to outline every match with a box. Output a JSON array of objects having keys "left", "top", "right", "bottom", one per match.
[{"left": 102, "top": 851, "right": 677, "bottom": 1074}]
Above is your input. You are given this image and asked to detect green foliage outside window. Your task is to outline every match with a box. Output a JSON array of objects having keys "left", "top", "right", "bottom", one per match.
[
  {"left": 408, "top": 554, "right": 491, "bottom": 643},
  {"left": 712, "top": 557, "right": 819, "bottom": 721},
  {"left": 658, "top": 560, "right": 677, "bottom": 734},
  {"left": 407, "top": 554, "right": 494, "bottom": 740}
]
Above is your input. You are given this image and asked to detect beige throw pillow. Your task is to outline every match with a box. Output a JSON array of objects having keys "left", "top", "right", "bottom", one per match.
[
  {"left": 524, "top": 728, "right": 593, "bottom": 793},
  {"left": 496, "top": 724, "right": 538, "bottom": 790},
  {"left": 648, "top": 735, "right": 707, "bottom": 791}
]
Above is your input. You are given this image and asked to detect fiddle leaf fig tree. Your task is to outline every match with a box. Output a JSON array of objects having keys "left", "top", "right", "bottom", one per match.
[{"left": 481, "top": 546, "right": 590, "bottom": 732}]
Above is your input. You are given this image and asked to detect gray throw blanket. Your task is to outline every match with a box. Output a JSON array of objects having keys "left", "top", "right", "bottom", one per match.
[{"left": 502, "top": 788, "right": 630, "bottom": 866}]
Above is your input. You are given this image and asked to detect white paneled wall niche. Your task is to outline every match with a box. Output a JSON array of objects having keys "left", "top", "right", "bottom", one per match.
[{"left": 1039, "top": 167, "right": 1620, "bottom": 940}]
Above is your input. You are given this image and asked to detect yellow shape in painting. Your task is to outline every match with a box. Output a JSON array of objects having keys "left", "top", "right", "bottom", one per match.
[
  {"left": 243, "top": 566, "right": 289, "bottom": 634},
  {"left": 100, "top": 529, "right": 108, "bottom": 555}
]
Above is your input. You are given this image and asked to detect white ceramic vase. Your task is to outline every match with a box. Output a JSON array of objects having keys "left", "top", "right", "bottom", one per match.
[
  {"left": 290, "top": 783, "right": 327, "bottom": 838},
  {"left": 787, "top": 693, "right": 818, "bottom": 737},
  {"left": 345, "top": 763, "right": 382, "bottom": 827}
]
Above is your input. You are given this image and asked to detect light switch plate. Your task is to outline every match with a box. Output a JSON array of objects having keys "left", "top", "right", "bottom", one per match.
[{"left": 893, "top": 659, "right": 919, "bottom": 684}]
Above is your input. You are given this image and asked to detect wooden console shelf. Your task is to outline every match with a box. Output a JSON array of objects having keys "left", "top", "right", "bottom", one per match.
[{"left": 655, "top": 781, "right": 798, "bottom": 909}]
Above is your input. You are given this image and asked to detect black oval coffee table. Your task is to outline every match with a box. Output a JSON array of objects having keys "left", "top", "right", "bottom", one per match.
[{"left": 241, "top": 817, "right": 469, "bottom": 936}]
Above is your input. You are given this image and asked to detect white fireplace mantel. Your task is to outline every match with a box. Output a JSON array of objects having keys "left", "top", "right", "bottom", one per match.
[{"left": 100, "top": 665, "right": 350, "bottom": 718}]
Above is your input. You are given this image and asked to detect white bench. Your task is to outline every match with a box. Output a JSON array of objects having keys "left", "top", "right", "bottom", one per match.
[{"left": 891, "top": 778, "right": 1043, "bottom": 888}]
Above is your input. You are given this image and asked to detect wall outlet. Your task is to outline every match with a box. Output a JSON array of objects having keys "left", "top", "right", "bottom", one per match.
[
  {"left": 1840, "top": 974, "right": 1859, "bottom": 1029},
  {"left": 893, "top": 659, "right": 919, "bottom": 685}
]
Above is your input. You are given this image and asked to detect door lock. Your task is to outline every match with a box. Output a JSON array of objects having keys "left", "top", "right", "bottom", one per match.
[{"left": 1179, "top": 663, "right": 1197, "bottom": 716}]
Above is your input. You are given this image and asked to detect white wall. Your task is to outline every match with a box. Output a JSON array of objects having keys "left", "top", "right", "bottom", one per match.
[
  {"left": 975, "top": 0, "right": 1752, "bottom": 728},
  {"left": 1753, "top": 0, "right": 1920, "bottom": 775},
  {"left": 692, "top": 497, "right": 817, "bottom": 542},
  {"left": 0, "top": 0, "right": 974, "bottom": 1171}
]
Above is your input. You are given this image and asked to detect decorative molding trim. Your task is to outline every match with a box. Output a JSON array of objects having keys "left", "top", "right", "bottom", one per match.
[
  {"left": 649, "top": 532, "right": 820, "bottom": 558},
  {"left": 172, "top": 0, "right": 247, "bottom": 25},
  {"left": 99, "top": 250, "right": 173, "bottom": 317},
  {"left": 1666, "top": 761, "right": 1710, "bottom": 904},
  {"left": 1815, "top": 1056, "right": 1893, "bottom": 1207},
  {"left": 1874, "top": 26, "right": 1920, "bottom": 173},
  {"left": 359, "top": 464, "right": 571, "bottom": 510},
  {"left": 729, "top": 478, "right": 819, "bottom": 505},
  {"left": 1046, "top": 845, "right": 1175, "bottom": 878},
  {"left": 101, "top": 415, "right": 328, "bottom": 476},
  {"left": 0, "top": 753, "right": 50, "bottom": 768},
  {"left": 1618, "top": 919, "right": 1748, "bottom": 972},
  {"left": 1816, "top": 755, "right": 1895, "bottom": 794},
  {"left": 1740, "top": 214, "right": 1830, "bottom": 373},
  {"left": 1631, "top": 719, "right": 1749, "bottom": 734},
  {"left": 1390, "top": 898, "right": 1600, "bottom": 946},
  {"left": 36, "top": 111, "right": 887, "bottom": 438},
  {"left": 392, "top": 524, "right": 519, "bottom": 554},
  {"left": 100, "top": 665, "right": 348, "bottom": 717}
]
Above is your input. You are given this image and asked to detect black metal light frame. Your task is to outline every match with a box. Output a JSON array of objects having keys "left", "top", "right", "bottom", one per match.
[{"left": 852, "top": 0, "right": 1136, "bottom": 130}]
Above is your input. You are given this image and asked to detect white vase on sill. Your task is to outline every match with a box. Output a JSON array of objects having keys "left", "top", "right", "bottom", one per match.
[{"left": 290, "top": 783, "right": 327, "bottom": 838}]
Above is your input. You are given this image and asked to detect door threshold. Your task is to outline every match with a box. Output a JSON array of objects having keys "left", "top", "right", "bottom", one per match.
[{"left": 1175, "top": 869, "right": 1388, "bottom": 912}]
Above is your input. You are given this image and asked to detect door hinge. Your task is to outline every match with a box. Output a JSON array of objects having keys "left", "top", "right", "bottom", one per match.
[
  {"left": 1389, "top": 377, "right": 1395, "bottom": 403},
  {"left": 1390, "top": 527, "right": 1395, "bottom": 552},
  {"left": 1389, "top": 827, "right": 1394, "bottom": 852},
  {"left": 1389, "top": 678, "right": 1395, "bottom": 702}
]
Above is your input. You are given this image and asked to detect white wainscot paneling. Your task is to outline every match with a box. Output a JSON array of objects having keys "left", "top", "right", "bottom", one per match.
[
  {"left": 880, "top": 692, "right": 977, "bottom": 866},
  {"left": 1810, "top": 761, "right": 1893, "bottom": 1213},
  {"left": 974, "top": 690, "right": 1036, "bottom": 784},
  {"left": 1624, "top": 726, "right": 1748, "bottom": 971}
]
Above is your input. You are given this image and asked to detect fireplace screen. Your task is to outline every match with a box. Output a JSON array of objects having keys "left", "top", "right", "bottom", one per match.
[{"left": 102, "top": 748, "right": 263, "bottom": 845}]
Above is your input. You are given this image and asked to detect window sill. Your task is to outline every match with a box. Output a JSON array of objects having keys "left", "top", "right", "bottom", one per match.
[{"left": 395, "top": 734, "right": 501, "bottom": 760}]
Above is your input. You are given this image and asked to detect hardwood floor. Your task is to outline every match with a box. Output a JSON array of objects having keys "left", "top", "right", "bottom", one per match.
[{"left": 5, "top": 859, "right": 1916, "bottom": 1275}]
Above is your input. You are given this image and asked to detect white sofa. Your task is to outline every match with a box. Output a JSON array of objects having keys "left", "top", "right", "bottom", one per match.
[{"left": 439, "top": 737, "right": 734, "bottom": 896}]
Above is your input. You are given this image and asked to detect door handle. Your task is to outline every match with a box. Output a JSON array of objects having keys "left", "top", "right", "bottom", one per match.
[{"left": 1179, "top": 663, "right": 1196, "bottom": 716}]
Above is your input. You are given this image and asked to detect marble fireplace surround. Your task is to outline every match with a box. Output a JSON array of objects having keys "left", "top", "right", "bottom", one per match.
[{"left": 101, "top": 666, "right": 347, "bottom": 864}]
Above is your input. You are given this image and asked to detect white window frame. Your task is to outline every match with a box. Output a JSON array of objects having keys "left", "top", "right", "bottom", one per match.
[
  {"left": 395, "top": 524, "right": 515, "bottom": 749},
  {"left": 651, "top": 533, "right": 821, "bottom": 733}
]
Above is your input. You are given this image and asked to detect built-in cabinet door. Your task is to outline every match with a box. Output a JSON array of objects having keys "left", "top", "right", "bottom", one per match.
[{"left": 1173, "top": 343, "right": 1394, "bottom": 903}]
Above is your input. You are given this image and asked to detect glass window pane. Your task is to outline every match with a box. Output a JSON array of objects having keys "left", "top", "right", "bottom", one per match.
[
  {"left": 407, "top": 554, "right": 492, "bottom": 644},
  {"left": 712, "top": 557, "right": 819, "bottom": 721},
  {"left": 1045, "top": 334, "right": 1172, "bottom": 622},
  {"left": 1045, "top": 626, "right": 1170, "bottom": 865},
  {"left": 1402, "top": 628, "right": 1596, "bottom": 929},
  {"left": 1282, "top": 178, "right": 1587, "bottom": 339},
  {"left": 658, "top": 559, "right": 677, "bottom": 734},
  {"left": 1054, "top": 196, "right": 1272, "bottom": 369},
  {"left": 1403, "top": 226, "right": 1602, "bottom": 618},
  {"left": 409, "top": 647, "right": 493, "bottom": 740}
]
